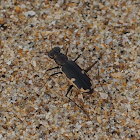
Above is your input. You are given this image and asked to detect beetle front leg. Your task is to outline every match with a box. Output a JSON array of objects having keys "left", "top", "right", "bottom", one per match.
[
  {"left": 73, "top": 47, "right": 85, "bottom": 62},
  {"left": 74, "top": 54, "right": 82, "bottom": 62}
]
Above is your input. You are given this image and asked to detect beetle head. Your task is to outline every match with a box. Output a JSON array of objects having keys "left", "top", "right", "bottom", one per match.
[
  {"left": 48, "top": 47, "right": 68, "bottom": 65},
  {"left": 48, "top": 47, "right": 60, "bottom": 59}
]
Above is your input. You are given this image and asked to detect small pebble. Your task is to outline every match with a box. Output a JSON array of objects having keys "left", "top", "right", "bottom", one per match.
[
  {"left": 97, "top": 116, "right": 102, "bottom": 124},
  {"left": 1, "top": 68, "right": 6, "bottom": 72}
]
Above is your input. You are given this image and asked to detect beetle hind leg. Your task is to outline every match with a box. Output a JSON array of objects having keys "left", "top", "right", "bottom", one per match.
[
  {"left": 65, "top": 85, "right": 91, "bottom": 120},
  {"left": 65, "top": 85, "right": 73, "bottom": 96},
  {"left": 88, "top": 88, "right": 94, "bottom": 94}
]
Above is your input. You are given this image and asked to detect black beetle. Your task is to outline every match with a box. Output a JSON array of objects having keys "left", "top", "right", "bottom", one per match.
[{"left": 45, "top": 47, "right": 98, "bottom": 117}]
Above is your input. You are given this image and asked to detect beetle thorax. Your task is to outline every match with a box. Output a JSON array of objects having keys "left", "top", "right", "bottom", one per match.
[{"left": 55, "top": 53, "right": 68, "bottom": 66}]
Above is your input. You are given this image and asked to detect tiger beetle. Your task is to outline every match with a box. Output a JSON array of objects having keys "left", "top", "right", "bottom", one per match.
[{"left": 44, "top": 47, "right": 98, "bottom": 119}]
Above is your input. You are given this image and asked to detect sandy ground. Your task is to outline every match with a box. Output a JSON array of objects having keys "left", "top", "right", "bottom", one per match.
[{"left": 0, "top": 0, "right": 140, "bottom": 140}]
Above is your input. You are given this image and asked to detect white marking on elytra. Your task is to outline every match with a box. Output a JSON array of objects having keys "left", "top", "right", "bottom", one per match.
[
  {"left": 90, "top": 83, "right": 94, "bottom": 89},
  {"left": 70, "top": 78, "right": 76, "bottom": 82},
  {"left": 80, "top": 88, "right": 90, "bottom": 92},
  {"left": 63, "top": 73, "right": 91, "bottom": 93},
  {"left": 63, "top": 72, "right": 79, "bottom": 89},
  {"left": 81, "top": 70, "right": 85, "bottom": 74}
]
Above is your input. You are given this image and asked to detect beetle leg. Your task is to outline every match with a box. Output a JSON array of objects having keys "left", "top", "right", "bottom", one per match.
[
  {"left": 37, "top": 66, "right": 60, "bottom": 84},
  {"left": 46, "top": 66, "right": 60, "bottom": 72},
  {"left": 48, "top": 71, "right": 62, "bottom": 78},
  {"left": 65, "top": 48, "right": 68, "bottom": 55},
  {"left": 85, "top": 60, "right": 98, "bottom": 73},
  {"left": 73, "top": 47, "right": 85, "bottom": 62},
  {"left": 74, "top": 54, "right": 81, "bottom": 62},
  {"left": 65, "top": 85, "right": 91, "bottom": 120},
  {"left": 35, "top": 72, "right": 62, "bottom": 93},
  {"left": 65, "top": 85, "right": 73, "bottom": 96}
]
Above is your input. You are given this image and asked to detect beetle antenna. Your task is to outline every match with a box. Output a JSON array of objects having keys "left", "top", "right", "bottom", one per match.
[
  {"left": 17, "top": 49, "right": 49, "bottom": 55},
  {"left": 31, "top": 51, "right": 48, "bottom": 54}
]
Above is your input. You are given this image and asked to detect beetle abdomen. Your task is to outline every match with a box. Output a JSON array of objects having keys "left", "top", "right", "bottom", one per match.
[{"left": 62, "top": 61, "right": 93, "bottom": 94}]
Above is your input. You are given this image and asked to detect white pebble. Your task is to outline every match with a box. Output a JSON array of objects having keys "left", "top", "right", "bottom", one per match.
[{"left": 99, "top": 92, "right": 108, "bottom": 99}]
